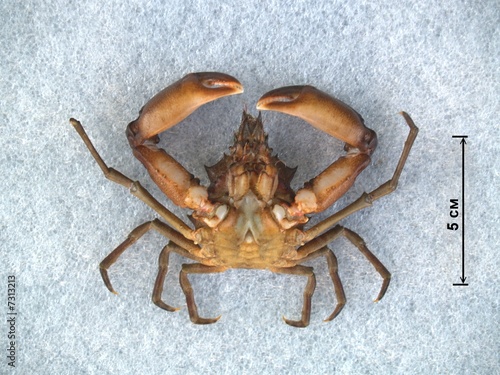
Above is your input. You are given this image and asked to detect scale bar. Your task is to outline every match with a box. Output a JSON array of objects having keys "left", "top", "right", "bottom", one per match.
[{"left": 452, "top": 135, "right": 468, "bottom": 286}]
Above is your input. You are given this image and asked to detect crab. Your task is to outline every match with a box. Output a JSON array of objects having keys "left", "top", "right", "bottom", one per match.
[{"left": 70, "top": 72, "right": 418, "bottom": 327}]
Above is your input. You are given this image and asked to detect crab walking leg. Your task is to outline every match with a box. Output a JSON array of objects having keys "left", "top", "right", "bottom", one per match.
[
  {"left": 70, "top": 118, "right": 193, "bottom": 240},
  {"left": 257, "top": 85, "right": 377, "bottom": 216},
  {"left": 295, "top": 247, "right": 346, "bottom": 321},
  {"left": 152, "top": 242, "right": 204, "bottom": 312},
  {"left": 296, "top": 225, "right": 391, "bottom": 302},
  {"left": 179, "top": 263, "right": 228, "bottom": 324},
  {"left": 127, "top": 72, "right": 243, "bottom": 214},
  {"left": 99, "top": 221, "right": 152, "bottom": 294},
  {"left": 99, "top": 219, "right": 203, "bottom": 295},
  {"left": 270, "top": 265, "right": 316, "bottom": 328},
  {"left": 305, "top": 112, "right": 419, "bottom": 240}
]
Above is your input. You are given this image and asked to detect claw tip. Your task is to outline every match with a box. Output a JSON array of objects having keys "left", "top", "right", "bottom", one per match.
[
  {"left": 256, "top": 86, "right": 305, "bottom": 110},
  {"left": 195, "top": 72, "right": 244, "bottom": 94}
]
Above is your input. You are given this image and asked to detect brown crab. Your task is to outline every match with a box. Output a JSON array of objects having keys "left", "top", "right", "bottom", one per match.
[{"left": 70, "top": 72, "right": 418, "bottom": 327}]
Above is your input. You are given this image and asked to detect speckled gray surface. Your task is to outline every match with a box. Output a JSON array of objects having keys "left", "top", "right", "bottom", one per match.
[{"left": 1, "top": 1, "right": 499, "bottom": 374}]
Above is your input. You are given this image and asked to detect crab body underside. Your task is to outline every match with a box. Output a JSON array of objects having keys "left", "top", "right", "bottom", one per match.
[
  {"left": 71, "top": 72, "right": 418, "bottom": 327},
  {"left": 193, "top": 111, "right": 305, "bottom": 269}
]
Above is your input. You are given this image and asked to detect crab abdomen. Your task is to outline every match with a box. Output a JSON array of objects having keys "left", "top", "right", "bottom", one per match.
[{"left": 195, "top": 193, "right": 303, "bottom": 268}]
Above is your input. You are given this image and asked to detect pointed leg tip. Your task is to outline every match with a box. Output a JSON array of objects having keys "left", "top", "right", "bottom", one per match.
[
  {"left": 191, "top": 315, "right": 221, "bottom": 325},
  {"left": 323, "top": 304, "right": 344, "bottom": 322},
  {"left": 324, "top": 309, "right": 343, "bottom": 322},
  {"left": 282, "top": 315, "right": 308, "bottom": 328},
  {"left": 165, "top": 305, "right": 182, "bottom": 312},
  {"left": 100, "top": 269, "right": 118, "bottom": 295},
  {"left": 153, "top": 300, "right": 181, "bottom": 312},
  {"left": 373, "top": 291, "right": 386, "bottom": 303},
  {"left": 105, "top": 284, "right": 118, "bottom": 295},
  {"left": 102, "top": 280, "right": 118, "bottom": 295},
  {"left": 374, "top": 280, "right": 390, "bottom": 302}
]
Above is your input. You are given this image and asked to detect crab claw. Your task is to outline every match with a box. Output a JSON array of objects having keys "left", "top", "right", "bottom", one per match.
[
  {"left": 129, "top": 72, "right": 243, "bottom": 145},
  {"left": 125, "top": 73, "right": 243, "bottom": 216},
  {"left": 257, "top": 85, "right": 378, "bottom": 216},
  {"left": 257, "top": 85, "right": 376, "bottom": 154}
]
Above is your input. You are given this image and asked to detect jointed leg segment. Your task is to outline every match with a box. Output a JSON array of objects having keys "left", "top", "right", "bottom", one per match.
[
  {"left": 70, "top": 118, "right": 194, "bottom": 239},
  {"left": 152, "top": 244, "right": 179, "bottom": 312},
  {"left": 296, "top": 247, "right": 346, "bottom": 322},
  {"left": 152, "top": 242, "right": 206, "bottom": 312},
  {"left": 97, "top": 217, "right": 220, "bottom": 317},
  {"left": 179, "top": 263, "right": 228, "bottom": 324},
  {"left": 271, "top": 265, "right": 316, "bottom": 328},
  {"left": 296, "top": 225, "right": 391, "bottom": 302},
  {"left": 99, "top": 219, "right": 203, "bottom": 295},
  {"left": 99, "top": 221, "right": 154, "bottom": 294}
]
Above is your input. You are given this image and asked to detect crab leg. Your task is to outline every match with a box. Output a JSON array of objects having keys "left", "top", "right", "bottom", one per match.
[
  {"left": 152, "top": 242, "right": 204, "bottom": 312},
  {"left": 257, "top": 85, "right": 377, "bottom": 217},
  {"left": 98, "top": 219, "right": 203, "bottom": 295},
  {"left": 295, "top": 225, "right": 391, "bottom": 303},
  {"left": 270, "top": 265, "right": 316, "bottom": 328},
  {"left": 127, "top": 72, "right": 243, "bottom": 216},
  {"left": 70, "top": 118, "right": 193, "bottom": 239},
  {"left": 294, "top": 247, "right": 346, "bottom": 321},
  {"left": 179, "top": 263, "right": 228, "bottom": 324}
]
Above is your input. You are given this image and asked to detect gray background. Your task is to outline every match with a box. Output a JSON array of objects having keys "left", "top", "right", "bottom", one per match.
[{"left": 2, "top": 0, "right": 498, "bottom": 374}]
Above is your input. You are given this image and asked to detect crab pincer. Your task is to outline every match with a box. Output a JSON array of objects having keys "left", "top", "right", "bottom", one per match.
[
  {"left": 257, "top": 85, "right": 378, "bottom": 217},
  {"left": 126, "top": 73, "right": 243, "bottom": 214},
  {"left": 128, "top": 72, "right": 244, "bottom": 144}
]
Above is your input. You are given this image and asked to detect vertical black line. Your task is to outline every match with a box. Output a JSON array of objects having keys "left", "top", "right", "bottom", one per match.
[
  {"left": 461, "top": 140, "right": 465, "bottom": 279},
  {"left": 453, "top": 137, "right": 468, "bottom": 286}
]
